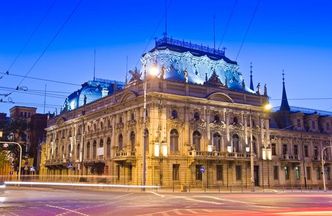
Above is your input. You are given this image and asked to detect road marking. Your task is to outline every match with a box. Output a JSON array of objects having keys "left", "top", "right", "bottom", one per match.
[
  {"left": 59, "top": 193, "right": 134, "bottom": 216},
  {"left": 174, "top": 195, "right": 223, "bottom": 205},
  {"left": 46, "top": 204, "right": 89, "bottom": 216},
  {"left": 193, "top": 195, "right": 256, "bottom": 205},
  {"left": 149, "top": 191, "right": 165, "bottom": 198}
]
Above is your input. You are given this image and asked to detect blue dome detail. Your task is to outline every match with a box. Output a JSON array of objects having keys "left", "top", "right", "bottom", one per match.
[{"left": 62, "top": 78, "right": 124, "bottom": 112}]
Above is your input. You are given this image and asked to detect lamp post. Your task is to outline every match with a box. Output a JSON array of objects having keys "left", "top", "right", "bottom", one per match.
[
  {"left": 321, "top": 146, "right": 332, "bottom": 192},
  {"left": 0, "top": 141, "right": 22, "bottom": 181},
  {"left": 249, "top": 112, "right": 255, "bottom": 192},
  {"left": 142, "top": 63, "right": 159, "bottom": 190}
]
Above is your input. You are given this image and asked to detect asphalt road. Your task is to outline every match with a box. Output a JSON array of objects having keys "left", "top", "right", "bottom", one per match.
[{"left": 1, "top": 187, "right": 332, "bottom": 216}]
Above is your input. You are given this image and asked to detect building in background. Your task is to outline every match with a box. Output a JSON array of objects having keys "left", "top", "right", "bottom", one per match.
[{"left": 41, "top": 36, "right": 332, "bottom": 189}]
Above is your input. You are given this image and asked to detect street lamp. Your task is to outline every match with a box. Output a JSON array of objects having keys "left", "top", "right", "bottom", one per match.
[
  {"left": 142, "top": 63, "right": 159, "bottom": 190},
  {"left": 321, "top": 145, "right": 332, "bottom": 192},
  {"left": 0, "top": 141, "right": 22, "bottom": 181}
]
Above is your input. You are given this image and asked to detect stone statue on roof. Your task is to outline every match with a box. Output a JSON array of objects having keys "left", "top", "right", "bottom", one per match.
[{"left": 256, "top": 82, "right": 261, "bottom": 95}]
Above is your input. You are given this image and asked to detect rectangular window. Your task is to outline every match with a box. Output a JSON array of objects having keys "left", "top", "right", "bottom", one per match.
[
  {"left": 314, "top": 146, "right": 319, "bottom": 160},
  {"left": 128, "top": 165, "right": 132, "bottom": 181},
  {"left": 304, "top": 145, "right": 309, "bottom": 157},
  {"left": 295, "top": 166, "right": 301, "bottom": 180},
  {"left": 216, "top": 165, "right": 223, "bottom": 181},
  {"left": 282, "top": 144, "right": 288, "bottom": 155},
  {"left": 273, "top": 166, "right": 279, "bottom": 180},
  {"left": 272, "top": 143, "right": 277, "bottom": 156},
  {"left": 285, "top": 166, "right": 290, "bottom": 180},
  {"left": 293, "top": 145, "right": 298, "bottom": 156},
  {"left": 317, "top": 167, "right": 321, "bottom": 180},
  {"left": 306, "top": 166, "right": 311, "bottom": 180},
  {"left": 236, "top": 165, "right": 242, "bottom": 181},
  {"left": 173, "top": 164, "right": 180, "bottom": 181},
  {"left": 327, "top": 167, "right": 331, "bottom": 180},
  {"left": 117, "top": 165, "right": 120, "bottom": 181},
  {"left": 195, "top": 165, "right": 203, "bottom": 181}
]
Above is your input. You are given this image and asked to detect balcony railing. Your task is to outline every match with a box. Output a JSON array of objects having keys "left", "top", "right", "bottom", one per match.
[{"left": 188, "top": 150, "right": 250, "bottom": 159}]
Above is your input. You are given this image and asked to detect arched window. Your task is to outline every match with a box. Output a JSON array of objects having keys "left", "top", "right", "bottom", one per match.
[
  {"left": 99, "top": 139, "right": 104, "bottom": 148},
  {"left": 252, "top": 136, "right": 257, "bottom": 154},
  {"left": 213, "top": 133, "right": 221, "bottom": 151},
  {"left": 171, "top": 110, "right": 178, "bottom": 119},
  {"left": 194, "top": 112, "right": 200, "bottom": 121},
  {"left": 193, "top": 131, "right": 201, "bottom": 151},
  {"left": 233, "top": 117, "right": 238, "bottom": 125},
  {"left": 118, "top": 134, "right": 123, "bottom": 150},
  {"left": 213, "top": 114, "right": 220, "bottom": 123},
  {"left": 55, "top": 147, "right": 58, "bottom": 158},
  {"left": 144, "top": 129, "right": 149, "bottom": 153},
  {"left": 99, "top": 139, "right": 104, "bottom": 159},
  {"left": 131, "top": 113, "right": 135, "bottom": 121},
  {"left": 61, "top": 145, "right": 65, "bottom": 158},
  {"left": 67, "top": 144, "right": 71, "bottom": 158},
  {"left": 106, "top": 138, "right": 111, "bottom": 158},
  {"left": 76, "top": 143, "right": 80, "bottom": 160},
  {"left": 130, "top": 131, "right": 135, "bottom": 152},
  {"left": 86, "top": 142, "right": 90, "bottom": 159},
  {"left": 232, "top": 134, "right": 240, "bottom": 152},
  {"left": 92, "top": 140, "right": 97, "bottom": 159},
  {"left": 170, "top": 129, "right": 179, "bottom": 153}
]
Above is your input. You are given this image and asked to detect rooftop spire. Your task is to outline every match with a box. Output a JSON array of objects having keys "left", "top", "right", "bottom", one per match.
[
  {"left": 249, "top": 62, "right": 254, "bottom": 91},
  {"left": 280, "top": 70, "right": 290, "bottom": 112}
]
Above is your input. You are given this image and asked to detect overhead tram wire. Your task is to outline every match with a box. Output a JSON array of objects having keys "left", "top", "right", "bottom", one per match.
[
  {"left": 218, "top": 0, "right": 238, "bottom": 50},
  {"left": 0, "top": 86, "right": 69, "bottom": 99},
  {"left": 0, "top": 99, "right": 61, "bottom": 109},
  {"left": 4, "top": 0, "right": 83, "bottom": 97},
  {"left": 235, "top": 0, "right": 261, "bottom": 60},
  {"left": 2, "top": 0, "right": 57, "bottom": 78},
  {"left": 0, "top": 71, "right": 80, "bottom": 87}
]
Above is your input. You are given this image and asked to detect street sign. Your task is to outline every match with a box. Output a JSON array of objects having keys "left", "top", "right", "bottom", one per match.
[{"left": 200, "top": 166, "right": 205, "bottom": 173}]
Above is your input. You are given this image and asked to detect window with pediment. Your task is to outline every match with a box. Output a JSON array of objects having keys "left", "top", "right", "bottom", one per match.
[
  {"left": 170, "top": 129, "right": 179, "bottom": 153},
  {"left": 193, "top": 130, "right": 201, "bottom": 151}
]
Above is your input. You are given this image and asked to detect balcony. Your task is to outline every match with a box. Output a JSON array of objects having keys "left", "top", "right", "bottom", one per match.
[
  {"left": 188, "top": 150, "right": 250, "bottom": 160},
  {"left": 113, "top": 150, "right": 136, "bottom": 161}
]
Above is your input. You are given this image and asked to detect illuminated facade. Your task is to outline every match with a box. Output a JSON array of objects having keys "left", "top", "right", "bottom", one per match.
[{"left": 42, "top": 36, "right": 332, "bottom": 189}]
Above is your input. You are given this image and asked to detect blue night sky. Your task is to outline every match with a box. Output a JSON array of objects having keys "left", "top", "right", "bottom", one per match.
[{"left": 1, "top": 0, "right": 332, "bottom": 115}]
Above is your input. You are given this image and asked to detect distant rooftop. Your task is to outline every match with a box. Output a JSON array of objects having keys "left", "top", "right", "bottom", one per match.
[
  {"left": 273, "top": 106, "right": 332, "bottom": 116},
  {"left": 152, "top": 36, "right": 237, "bottom": 64}
]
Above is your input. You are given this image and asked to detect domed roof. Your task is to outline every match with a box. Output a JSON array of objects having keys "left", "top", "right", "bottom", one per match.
[{"left": 62, "top": 78, "right": 124, "bottom": 112}]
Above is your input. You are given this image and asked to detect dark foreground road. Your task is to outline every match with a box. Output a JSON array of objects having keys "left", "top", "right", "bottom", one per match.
[{"left": 1, "top": 187, "right": 332, "bottom": 216}]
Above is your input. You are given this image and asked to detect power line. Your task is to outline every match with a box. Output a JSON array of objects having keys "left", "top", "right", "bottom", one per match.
[
  {"left": 0, "top": 71, "right": 81, "bottom": 86},
  {"left": 0, "top": 100, "right": 61, "bottom": 109},
  {"left": 6, "top": 0, "right": 83, "bottom": 97},
  {"left": 4, "top": 0, "right": 57, "bottom": 75},
  {"left": 0, "top": 86, "right": 68, "bottom": 99},
  {"left": 235, "top": 0, "right": 261, "bottom": 60},
  {"left": 218, "top": 0, "right": 238, "bottom": 49}
]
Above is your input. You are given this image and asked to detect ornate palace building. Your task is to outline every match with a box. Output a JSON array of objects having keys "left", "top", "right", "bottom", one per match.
[{"left": 41, "top": 36, "right": 332, "bottom": 189}]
